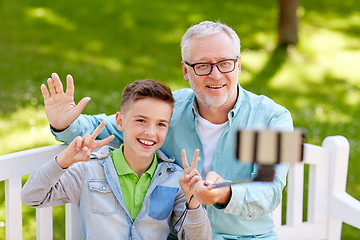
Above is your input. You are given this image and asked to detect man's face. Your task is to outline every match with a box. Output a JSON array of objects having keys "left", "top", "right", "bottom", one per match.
[
  {"left": 182, "top": 31, "right": 241, "bottom": 111},
  {"left": 116, "top": 98, "right": 172, "bottom": 163}
]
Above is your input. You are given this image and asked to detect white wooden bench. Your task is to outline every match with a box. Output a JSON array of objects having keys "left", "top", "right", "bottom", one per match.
[
  {"left": 1, "top": 136, "right": 360, "bottom": 239},
  {"left": 0, "top": 144, "right": 81, "bottom": 240},
  {"left": 274, "top": 135, "right": 360, "bottom": 239}
]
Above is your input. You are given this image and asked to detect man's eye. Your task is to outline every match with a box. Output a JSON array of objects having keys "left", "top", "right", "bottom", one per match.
[
  {"left": 220, "top": 61, "right": 231, "bottom": 66},
  {"left": 196, "top": 64, "right": 209, "bottom": 69}
]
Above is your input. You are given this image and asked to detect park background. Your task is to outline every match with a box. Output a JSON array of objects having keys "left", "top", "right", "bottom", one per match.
[{"left": 0, "top": 0, "right": 359, "bottom": 239}]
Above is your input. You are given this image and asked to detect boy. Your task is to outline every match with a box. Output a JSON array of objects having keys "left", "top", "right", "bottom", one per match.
[{"left": 21, "top": 79, "right": 211, "bottom": 239}]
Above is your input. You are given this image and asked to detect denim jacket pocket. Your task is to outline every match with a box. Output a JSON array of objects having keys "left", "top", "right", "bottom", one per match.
[
  {"left": 88, "top": 180, "right": 117, "bottom": 215},
  {"left": 148, "top": 185, "right": 178, "bottom": 220}
]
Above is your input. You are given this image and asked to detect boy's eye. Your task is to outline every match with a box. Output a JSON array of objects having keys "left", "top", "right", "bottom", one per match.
[
  {"left": 136, "top": 119, "right": 145, "bottom": 123},
  {"left": 158, "top": 122, "right": 167, "bottom": 127}
]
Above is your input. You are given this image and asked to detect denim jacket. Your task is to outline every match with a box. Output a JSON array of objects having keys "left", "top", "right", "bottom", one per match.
[
  {"left": 50, "top": 84, "right": 293, "bottom": 239},
  {"left": 21, "top": 147, "right": 211, "bottom": 240}
]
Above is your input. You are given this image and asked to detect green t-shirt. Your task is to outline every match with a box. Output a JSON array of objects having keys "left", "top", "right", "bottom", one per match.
[{"left": 109, "top": 145, "right": 158, "bottom": 220}]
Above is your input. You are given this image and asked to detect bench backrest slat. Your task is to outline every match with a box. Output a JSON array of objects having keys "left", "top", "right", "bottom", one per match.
[{"left": 5, "top": 177, "right": 23, "bottom": 240}]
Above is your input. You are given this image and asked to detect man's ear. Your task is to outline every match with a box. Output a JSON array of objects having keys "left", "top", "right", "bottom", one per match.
[
  {"left": 237, "top": 56, "right": 242, "bottom": 76},
  {"left": 115, "top": 112, "right": 124, "bottom": 131},
  {"left": 181, "top": 61, "right": 190, "bottom": 82}
]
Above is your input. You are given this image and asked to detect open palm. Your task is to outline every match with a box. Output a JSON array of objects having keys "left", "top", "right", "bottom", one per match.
[{"left": 41, "top": 73, "right": 90, "bottom": 130}]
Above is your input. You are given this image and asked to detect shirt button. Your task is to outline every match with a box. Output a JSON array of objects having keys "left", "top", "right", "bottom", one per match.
[{"left": 132, "top": 226, "right": 135, "bottom": 230}]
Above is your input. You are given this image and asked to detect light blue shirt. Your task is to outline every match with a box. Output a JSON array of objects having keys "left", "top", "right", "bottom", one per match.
[{"left": 52, "top": 84, "right": 293, "bottom": 239}]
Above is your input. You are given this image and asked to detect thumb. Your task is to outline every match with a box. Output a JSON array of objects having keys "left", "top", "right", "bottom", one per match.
[
  {"left": 205, "top": 171, "right": 221, "bottom": 184},
  {"left": 75, "top": 97, "right": 91, "bottom": 115}
]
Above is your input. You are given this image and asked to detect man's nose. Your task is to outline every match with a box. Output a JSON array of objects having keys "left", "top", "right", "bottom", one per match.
[{"left": 208, "top": 65, "right": 222, "bottom": 79}]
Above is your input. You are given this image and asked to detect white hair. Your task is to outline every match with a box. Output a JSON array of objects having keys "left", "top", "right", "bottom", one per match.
[{"left": 181, "top": 21, "right": 241, "bottom": 61}]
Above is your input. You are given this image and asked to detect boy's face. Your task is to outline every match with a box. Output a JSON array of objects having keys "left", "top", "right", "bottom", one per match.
[{"left": 116, "top": 97, "right": 172, "bottom": 163}]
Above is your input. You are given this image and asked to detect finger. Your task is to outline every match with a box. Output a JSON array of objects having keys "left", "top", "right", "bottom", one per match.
[
  {"left": 205, "top": 171, "right": 221, "bottom": 184},
  {"left": 52, "top": 72, "right": 64, "bottom": 94},
  {"left": 82, "top": 146, "right": 91, "bottom": 158},
  {"left": 90, "top": 121, "right": 107, "bottom": 140},
  {"left": 194, "top": 181, "right": 210, "bottom": 197},
  {"left": 74, "top": 97, "right": 91, "bottom": 115},
  {"left": 83, "top": 134, "right": 91, "bottom": 146},
  {"left": 190, "top": 149, "right": 200, "bottom": 170},
  {"left": 189, "top": 175, "right": 202, "bottom": 186},
  {"left": 95, "top": 135, "right": 115, "bottom": 149},
  {"left": 74, "top": 136, "right": 85, "bottom": 151},
  {"left": 68, "top": 136, "right": 79, "bottom": 149},
  {"left": 181, "top": 149, "right": 189, "bottom": 169},
  {"left": 66, "top": 74, "right": 91, "bottom": 115},
  {"left": 187, "top": 169, "right": 200, "bottom": 180},
  {"left": 40, "top": 84, "right": 50, "bottom": 100},
  {"left": 47, "top": 78, "right": 56, "bottom": 96},
  {"left": 68, "top": 136, "right": 83, "bottom": 155},
  {"left": 65, "top": 74, "right": 74, "bottom": 96},
  {"left": 179, "top": 175, "right": 186, "bottom": 185}
]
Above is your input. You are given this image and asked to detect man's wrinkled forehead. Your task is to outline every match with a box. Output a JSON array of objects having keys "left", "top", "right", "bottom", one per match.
[{"left": 187, "top": 33, "right": 238, "bottom": 61}]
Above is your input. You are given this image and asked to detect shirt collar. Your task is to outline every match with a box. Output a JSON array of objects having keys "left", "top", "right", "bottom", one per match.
[{"left": 111, "top": 144, "right": 158, "bottom": 178}]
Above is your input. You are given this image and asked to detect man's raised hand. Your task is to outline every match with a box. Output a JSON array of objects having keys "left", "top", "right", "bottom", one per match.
[
  {"left": 56, "top": 121, "right": 115, "bottom": 168},
  {"left": 41, "top": 73, "right": 91, "bottom": 131}
]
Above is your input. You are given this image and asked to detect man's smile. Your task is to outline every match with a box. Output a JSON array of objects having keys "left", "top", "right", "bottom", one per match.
[{"left": 207, "top": 84, "right": 225, "bottom": 89}]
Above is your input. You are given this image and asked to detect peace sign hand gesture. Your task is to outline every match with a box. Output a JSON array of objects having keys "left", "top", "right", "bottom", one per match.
[
  {"left": 56, "top": 121, "right": 115, "bottom": 169},
  {"left": 179, "top": 149, "right": 202, "bottom": 209}
]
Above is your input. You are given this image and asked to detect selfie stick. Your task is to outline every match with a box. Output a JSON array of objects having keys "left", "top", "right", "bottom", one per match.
[{"left": 208, "top": 128, "right": 305, "bottom": 189}]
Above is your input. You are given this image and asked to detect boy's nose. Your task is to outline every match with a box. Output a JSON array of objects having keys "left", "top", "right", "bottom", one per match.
[{"left": 144, "top": 125, "right": 155, "bottom": 136}]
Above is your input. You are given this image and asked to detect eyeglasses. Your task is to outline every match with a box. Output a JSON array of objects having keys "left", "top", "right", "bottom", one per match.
[{"left": 184, "top": 57, "right": 239, "bottom": 76}]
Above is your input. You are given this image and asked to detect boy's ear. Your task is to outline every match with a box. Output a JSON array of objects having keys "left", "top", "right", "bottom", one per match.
[{"left": 115, "top": 112, "right": 124, "bottom": 131}]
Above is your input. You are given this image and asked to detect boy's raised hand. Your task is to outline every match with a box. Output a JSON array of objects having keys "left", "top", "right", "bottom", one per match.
[
  {"left": 41, "top": 73, "right": 91, "bottom": 131},
  {"left": 56, "top": 121, "right": 115, "bottom": 169},
  {"left": 179, "top": 149, "right": 202, "bottom": 209}
]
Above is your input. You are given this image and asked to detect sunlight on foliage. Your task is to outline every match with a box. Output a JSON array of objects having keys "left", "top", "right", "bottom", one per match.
[
  {"left": 26, "top": 8, "right": 76, "bottom": 31},
  {"left": 0, "top": 106, "right": 58, "bottom": 155},
  {"left": 240, "top": 49, "right": 268, "bottom": 84},
  {"left": 64, "top": 50, "right": 124, "bottom": 72}
]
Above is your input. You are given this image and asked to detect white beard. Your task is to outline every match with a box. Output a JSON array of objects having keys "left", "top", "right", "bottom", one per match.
[{"left": 188, "top": 77, "right": 230, "bottom": 109}]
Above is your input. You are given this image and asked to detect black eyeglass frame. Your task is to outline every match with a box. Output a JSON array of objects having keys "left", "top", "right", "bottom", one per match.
[{"left": 184, "top": 57, "right": 239, "bottom": 76}]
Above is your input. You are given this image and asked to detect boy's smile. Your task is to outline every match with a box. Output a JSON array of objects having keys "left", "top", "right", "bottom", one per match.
[
  {"left": 138, "top": 138, "right": 155, "bottom": 147},
  {"left": 116, "top": 97, "right": 173, "bottom": 175}
]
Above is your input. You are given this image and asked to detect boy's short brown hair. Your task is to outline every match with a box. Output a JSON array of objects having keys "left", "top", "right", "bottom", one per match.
[{"left": 120, "top": 79, "right": 174, "bottom": 112}]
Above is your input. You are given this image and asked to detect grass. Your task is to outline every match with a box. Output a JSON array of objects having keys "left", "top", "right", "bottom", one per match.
[{"left": 1, "top": 0, "right": 360, "bottom": 239}]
